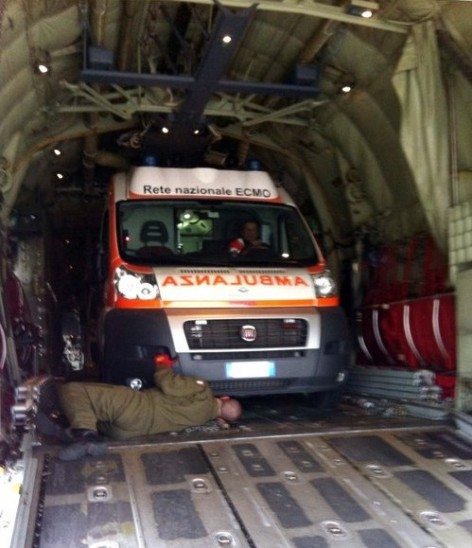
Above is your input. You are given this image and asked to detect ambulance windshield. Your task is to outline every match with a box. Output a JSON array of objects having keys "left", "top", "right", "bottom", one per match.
[{"left": 117, "top": 200, "right": 319, "bottom": 267}]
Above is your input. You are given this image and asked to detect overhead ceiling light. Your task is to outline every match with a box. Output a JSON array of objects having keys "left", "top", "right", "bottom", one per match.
[
  {"left": 33, "top": 49, "right": 51, "bottom": 75},
  {"left": 222, "top": 35, "right": 232, "bottom": 45},
  {"left": 341, "top": 84, "right": 353, "bottom": 94},
  {"left": 56, "top": 172, "right": 64, "bottom": 180},
  {"left": 161, "top": 126, "right": 170, "bottom": 134},
  {"left": 193, "top": 129, "right": 200, "bottom": 135},
  {"left": 53, "top": 148, "right": 62, "bottom": 157},
  {"left": 347, "top": 0, "right": 378, "bottom": 18}
]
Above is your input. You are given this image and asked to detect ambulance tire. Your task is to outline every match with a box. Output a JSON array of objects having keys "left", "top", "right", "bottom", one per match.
[
  {"left": 309, "top": 389, "right": 343, "bottom": 411},
  {"left": 100, "top": 343, "right": 113, "bottom": 384},
  {"left": 100, "top": 363, "right": 113, "bottom": 384}
]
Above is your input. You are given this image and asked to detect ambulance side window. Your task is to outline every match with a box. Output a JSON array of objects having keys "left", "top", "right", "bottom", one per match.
[
  {"left": 286, "top": 216, "right": 310, "bottom": 257},
  {"left": 277, "top": 213, "right": 311, "bottom": 259}
]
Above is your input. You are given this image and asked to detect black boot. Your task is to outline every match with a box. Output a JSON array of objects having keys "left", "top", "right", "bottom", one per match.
[
  {"left": 33, "top": 376, "right": 70, "bottom": 442},
  {"left": 58, "top": 429, "right": 108, "bottom": 461},
  {"left": 36, "top": 410, "right": 73, "bottom": 443}
]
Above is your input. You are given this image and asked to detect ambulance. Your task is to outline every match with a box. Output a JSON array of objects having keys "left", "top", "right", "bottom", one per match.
[{"left": 98, "top": 163, "right": 351, "bottom": 400}]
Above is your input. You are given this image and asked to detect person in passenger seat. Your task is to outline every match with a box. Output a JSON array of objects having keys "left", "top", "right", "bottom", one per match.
[
  {"left": 228, "top": 220, "right": 269, "bottom": 255},
  {"left": 36, "top": 365, "right": 242, "bottom": 461}
]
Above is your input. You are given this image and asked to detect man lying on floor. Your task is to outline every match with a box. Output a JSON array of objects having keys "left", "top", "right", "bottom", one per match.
[{"left": 39, "top": 363, "right": 242, "bottom": 461}]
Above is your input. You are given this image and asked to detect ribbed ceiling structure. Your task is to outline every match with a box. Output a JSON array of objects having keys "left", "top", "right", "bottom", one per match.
[{"left": 0, "top": 1, "right": 471, "bottom": 253}]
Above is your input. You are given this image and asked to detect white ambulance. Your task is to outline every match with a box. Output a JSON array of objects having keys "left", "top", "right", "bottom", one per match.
[{"left": 98, "top": 164, "right": 350, "bottom": 401}]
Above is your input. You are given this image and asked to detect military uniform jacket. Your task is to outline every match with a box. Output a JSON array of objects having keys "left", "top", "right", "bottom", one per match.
[{"left": 59, "top": 367, "right": 220, "bottom": 440}]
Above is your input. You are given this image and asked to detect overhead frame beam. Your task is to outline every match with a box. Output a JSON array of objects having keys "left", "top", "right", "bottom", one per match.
[
  {"left": 80, "top": 68, "right": 321, "bottom": 97},
  {"left": 80, "top": 0, "right": 406, "bottom": 95},
  {"left": 175, "top": 4, "right": 256, "bottom": 126},
  {"left": 161, "top": 0, "right": 408, "bottom": 34}
]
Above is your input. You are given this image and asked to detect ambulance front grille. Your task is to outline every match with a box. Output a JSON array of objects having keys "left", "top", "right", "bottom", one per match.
[
  {"left": 184, "top": 319, "right": 308, "bottom": 349},
  {"left": 191, "top": 350, "right": 305, "bottom": 360},
  {"left": 209, "top": 378, "right": 292, "bottom": 392}
]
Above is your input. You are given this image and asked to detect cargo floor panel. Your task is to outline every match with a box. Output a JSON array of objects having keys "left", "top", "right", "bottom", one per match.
[
  {"left": 201, "top": 438, "right": 434, "bottom": 547},
  {"left": 35, "top": 423, "right": 472, "bottom": 546},
  {"left": 39, "top": 453, "right": 141, "bottom": 548},
  {"left": 326, "top": 431, "right": 472, "bottom": 546}
]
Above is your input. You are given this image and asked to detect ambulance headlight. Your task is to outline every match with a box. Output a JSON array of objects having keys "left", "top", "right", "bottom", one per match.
[
  {"left": 114, "top": 267, "right": 159, "bottom": 300},
  {"left": 311, "top": 270, "right": 337, "bottom": 298}
]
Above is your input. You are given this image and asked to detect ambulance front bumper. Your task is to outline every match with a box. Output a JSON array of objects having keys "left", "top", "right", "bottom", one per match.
[{"left": 102, "top": 307, "right": 351, "bottom": 395}]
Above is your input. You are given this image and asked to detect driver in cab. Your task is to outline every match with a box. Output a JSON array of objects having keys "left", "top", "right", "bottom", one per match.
[{"left": 229, "top": 220, "right": 268, "bottom": 255}]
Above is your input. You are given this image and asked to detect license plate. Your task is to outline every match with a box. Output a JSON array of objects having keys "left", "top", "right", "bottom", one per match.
[{"left": 225, "top": 361, "right": 275, "bottom": 379}]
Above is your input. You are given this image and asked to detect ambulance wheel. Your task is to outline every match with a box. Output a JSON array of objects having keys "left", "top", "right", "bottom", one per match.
[
  {"left": 100, "top": 343, "right": 114, "bottom": 383},
  {"left": 100, "top": 362, "right": 113, "bottom": 383},
  {"left": 309, "top": 389, "right": 343, "bottom": 411}
]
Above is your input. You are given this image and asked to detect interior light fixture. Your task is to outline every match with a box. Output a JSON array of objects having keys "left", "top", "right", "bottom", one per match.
[
  {"left": 222, "top": 35, "right": 232, "bottom": 45},
  {"left": 56, "top": 172, "right": 64, "bottom": 180},
  {"left": 347, "top": 0, "right": 378, "bottom": 19},
  {"left": 341, "top": 84, "right": 353, "bottom": 93},
  {"left": 53, "top": 148, "right": 62, "bottom": 157},
  {"left": 161, "top": 126, "right": 170, "bottom": 134},
  {"left": 193, "top": 129, "right": 200, "bottom": 135},
  {"left": 33, "top": 49, "right": 51, "bottom": 75}
]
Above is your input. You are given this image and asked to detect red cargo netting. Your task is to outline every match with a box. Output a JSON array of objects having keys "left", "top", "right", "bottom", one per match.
[
  {"left": 358, "top": 294, "right": 456, "bottom": 372},
  {"left": 356, "top": 234, "right": 455, "bottom": 398}
]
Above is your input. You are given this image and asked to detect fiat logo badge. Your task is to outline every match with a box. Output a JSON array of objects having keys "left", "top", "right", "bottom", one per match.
[{"left": 240, "top": 324, "right": 257, "bottom": 342}]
